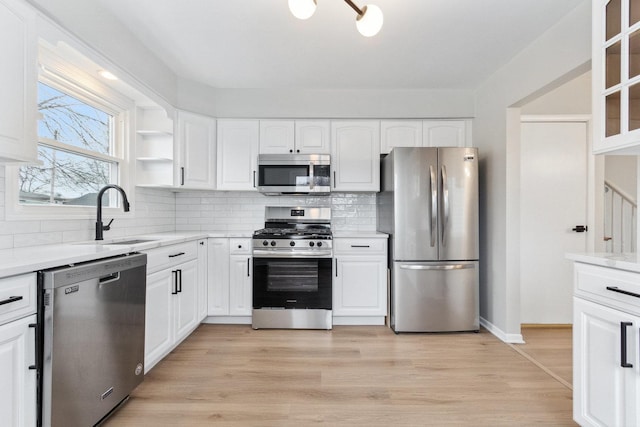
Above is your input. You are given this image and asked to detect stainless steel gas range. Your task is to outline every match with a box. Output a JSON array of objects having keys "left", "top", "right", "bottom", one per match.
[{"left": 252, "top": 206, "right": 333, "bottom": 330}]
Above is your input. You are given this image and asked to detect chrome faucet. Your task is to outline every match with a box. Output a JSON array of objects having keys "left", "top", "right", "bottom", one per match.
[{"left": 95, "top": 184, "right": 130, "bottom": 240}]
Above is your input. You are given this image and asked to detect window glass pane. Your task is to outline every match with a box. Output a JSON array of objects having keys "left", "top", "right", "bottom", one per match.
[
  {"left": 606, "top": 91, "right": 621, "bottom": 137},
  {"left": 19, "top": 145, "right": 117, "bottom": 207},
  {"left": 606, "top": 41, "right": 622, "bottom": 88},
  {"left": 631, "top": 0, "right": 640, "bottom": 27},
  {"left": 38, "top": 82, "right": 112, "bottom": 154},
  {"left": 629, "top": 83, "right": 640, "bottom": 131},
  {"left": 631, "top": 30, "right": 640, "bottom": 79},
  {"left": 606, "top": 0, "right": 621, "bottom": 41}
]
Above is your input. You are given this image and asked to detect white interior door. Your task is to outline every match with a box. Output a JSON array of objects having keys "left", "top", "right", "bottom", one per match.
[{"left": 520, "top": 119, "right": 588, "bottom": 324}]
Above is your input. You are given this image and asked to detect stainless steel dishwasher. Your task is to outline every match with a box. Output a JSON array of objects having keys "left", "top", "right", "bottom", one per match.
[{"left": 38, "top": 253, "right": 147, "bottom": 427}]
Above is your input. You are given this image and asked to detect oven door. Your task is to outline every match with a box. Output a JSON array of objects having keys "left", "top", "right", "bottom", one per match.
[{"left": 252, "top": 257, "right": 332, "bottom": 309}]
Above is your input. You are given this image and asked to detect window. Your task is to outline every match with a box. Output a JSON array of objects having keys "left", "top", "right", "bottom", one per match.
[
  {"left": 19, "top": 82, "right": 120, "bottom": 207},
  {"left": 5, "top": 43, "right": 135, "bottom": 221}
]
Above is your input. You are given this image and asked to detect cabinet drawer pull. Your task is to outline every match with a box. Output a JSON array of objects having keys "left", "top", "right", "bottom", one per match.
[
  {"left": 351, "top": 245, "right": 370, "bottom": 248},
  {"left": 621, "top": 322, "right": 633, "bottom": 368},
  {"left": 0, "top": 295, "right": 23, "bottom": 306},
  {"left": 168, "top": 252, "right": 186, "bottom": 258},
  {"left": 606, "top": 286, "right": 640, "bottom": 299}
]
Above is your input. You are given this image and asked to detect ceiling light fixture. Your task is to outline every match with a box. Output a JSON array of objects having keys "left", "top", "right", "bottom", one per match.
[{"left": 288, "top": 0, "right": 384, "bottom": 37}]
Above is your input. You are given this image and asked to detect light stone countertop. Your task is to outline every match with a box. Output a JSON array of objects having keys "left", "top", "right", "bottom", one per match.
[
  {"left": 332, "top": 231, "right": 389, "bottom": 238},
  {"left": 0, "top": 230, "right": 384, "bottom": 279},
  {"left": 566, "top": 252, "right": 640, "bottom": 274},
  {"left": 0, "top": 231, "right": 252, "bottom": 279}
]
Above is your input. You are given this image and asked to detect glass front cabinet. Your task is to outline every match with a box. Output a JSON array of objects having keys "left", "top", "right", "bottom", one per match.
[{"left": 594, "top": 0, "right": 640, "bottom": 153}]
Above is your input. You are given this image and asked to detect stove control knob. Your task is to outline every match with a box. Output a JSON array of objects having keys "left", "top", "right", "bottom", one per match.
[
  {"left": 317, "top": 242, "right": 323, "bottom": 247},
  {"left": 309, "top": 241, "right": 315, "bottom": 247},
  {"left": 270, "top": 241, "right": 276, "bottom": 246},
  {"left": 262, "top": 240, "right": 269, "bottom": 246},
  {"left": 290, "top": 241, "right": 296, "bottom": 247}
]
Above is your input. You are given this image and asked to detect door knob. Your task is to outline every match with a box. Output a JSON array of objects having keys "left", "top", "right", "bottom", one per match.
[{"left": 572, "top": 225, "right": 588, "bottom": 232}]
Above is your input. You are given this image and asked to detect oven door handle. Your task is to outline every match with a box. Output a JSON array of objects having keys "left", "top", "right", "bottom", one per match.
[{"left": 252, "top": 249, "right": 333, "bottom": 258}]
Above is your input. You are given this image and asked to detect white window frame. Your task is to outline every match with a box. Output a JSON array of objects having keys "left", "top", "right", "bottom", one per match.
[{"left": 5, "top": 44, "right": 135, "bottom": 220}]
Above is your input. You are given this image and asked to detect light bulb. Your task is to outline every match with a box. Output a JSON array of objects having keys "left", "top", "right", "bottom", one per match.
[
  {"left": 356, "top": 4, "right": 383, "bottom": 37},
  {"left": 288, "top": 0, "right": 317, "bottom": 20}
]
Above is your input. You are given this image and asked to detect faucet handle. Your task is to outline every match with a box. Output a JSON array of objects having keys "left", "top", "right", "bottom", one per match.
[{"left": 104, "top": 218, "right": 114, "bottom": 231}]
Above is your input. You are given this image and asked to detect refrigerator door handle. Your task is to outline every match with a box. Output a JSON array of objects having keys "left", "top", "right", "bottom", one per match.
[
  {"left": 398, "top": 264, "right": 474, "bottom": 270},
  {"left": 441, "top": 164, "right": 449, "bottom": 247},
  {"left": 430, "top": 165, "right": 437, "bottom": 247}
]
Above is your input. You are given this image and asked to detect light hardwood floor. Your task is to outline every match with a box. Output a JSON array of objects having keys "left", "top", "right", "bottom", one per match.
[{"left": 104, "top": 325, "right": 575, "bottom": 426}]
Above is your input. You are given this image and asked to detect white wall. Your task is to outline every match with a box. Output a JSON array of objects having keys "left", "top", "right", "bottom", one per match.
[
  {"left": 27, "top": 0, "right": 177, "bottom": 108},
  {"left": 473, "top": 0, "right": 591, "bottom": 341},
  {"left": 521, "top": 71, "right": 591, "bottom": 115},
  {"left": 177, "top": 78, "right": 475, "bottom": 119},
  {"left": 605, "top": 156, "right": 638, "bottom": 200}
]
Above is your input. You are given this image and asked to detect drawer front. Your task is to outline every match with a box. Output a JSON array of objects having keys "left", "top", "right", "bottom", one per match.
[
  {"left": 575, "top": 263, "right": 640, "bottom": 314},
  {"left": 334, "top": 238, "right": 387, "bottom": 255},
  {"left": 0, "top": 273, "right": 37, "bottom": 325},
  {"left": 145, "top": 241, "right": 198, "bottom": 274},
  {"left": 229, "top": 238, "right": 251, "bottom": 255}
]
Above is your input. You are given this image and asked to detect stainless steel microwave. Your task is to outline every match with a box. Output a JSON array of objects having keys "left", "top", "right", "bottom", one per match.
[{"left": 257, "top": 154, "right": 331, "bottom": 195}]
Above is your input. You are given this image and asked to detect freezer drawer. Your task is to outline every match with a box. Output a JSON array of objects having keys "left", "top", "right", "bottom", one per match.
[{"left": 391, "top": 261, "right": 479, "bottom": 332}]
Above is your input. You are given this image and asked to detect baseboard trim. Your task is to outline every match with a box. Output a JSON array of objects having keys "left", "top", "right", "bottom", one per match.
[
  {"left": 480, "top": 317, "right": 524, "bottom": 344},
  {"left": 521, "top": 323, "right": 572, "bottom": 329}
]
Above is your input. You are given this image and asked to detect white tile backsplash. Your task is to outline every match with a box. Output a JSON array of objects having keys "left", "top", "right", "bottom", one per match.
[
  {"left": 0, "top": 164, "right": 377, "bottom": 249},
  {"left": 0, "top": 164, "right": 177, "bottom": 249},
  {"left": 174, "top": 191, "right": 377, "bottom": 232}
]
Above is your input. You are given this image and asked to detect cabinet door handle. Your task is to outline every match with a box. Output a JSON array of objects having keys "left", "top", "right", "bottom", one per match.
[
  {"left": 607, "top": 286, "right": 640, "bottom": 299},
  {"left": 181, "top": 167, "right": 185, "bottom": 186},
  {"left": 28, "top": 323, "right": 37, "bottom": 370},
  {"left": 0, "top": 295, "right": 23, "bottom": 306},
  {"left": 177, "top": 269, "right": 183, "bottom": 293},
  {"left": 168, "top": 252, "right": 185, "bottom": 258},
  {"left": 247, "top": 258, "right": 250, "bottom": 277},
  {"left": 335, "top": 258, "right": 338, "bottom": 277},
  {"left": 333, "top": 171, "right": 336, "bottom": 188},
  {"left": 621, "top": 322, "right": 633, "bottom": 368},
  {"left": 253, "top": 171, "right": 256, "bottom": 188},
  {"left": 172, "top": 270, "right": 179, "bottom": 295}
]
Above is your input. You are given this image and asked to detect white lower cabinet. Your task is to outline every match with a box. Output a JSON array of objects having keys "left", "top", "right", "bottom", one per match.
[
  {"left": 0, "top": 273, "right": 37, "bottom": 427},
  {"left": 573, "top": 262, "right": 640, "bottom": 427},
  {"left": 206, "top": 238, "right": 252, "bottom": 323},
  {"left": 143, "top": 241, "right": 201, "bottom": 373},
  {"left": 333, "top": 237, "right": 388, "bottom": 325},
  {"left": 0, "top": 314, "right": 36, "bottom": 427}
]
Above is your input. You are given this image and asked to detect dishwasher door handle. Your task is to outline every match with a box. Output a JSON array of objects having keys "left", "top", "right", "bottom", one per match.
[{"left": 99, "top": 273, "right": 120, "bottom": 285}]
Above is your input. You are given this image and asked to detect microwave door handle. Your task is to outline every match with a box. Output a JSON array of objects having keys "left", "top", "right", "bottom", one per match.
[{"left": 309, "top": 162, "right": 314, "bottom": 190}]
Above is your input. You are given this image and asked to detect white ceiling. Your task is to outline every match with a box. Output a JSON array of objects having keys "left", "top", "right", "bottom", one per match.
[{"left": 94, "top": 0, "right": 585, "bottom": 91}]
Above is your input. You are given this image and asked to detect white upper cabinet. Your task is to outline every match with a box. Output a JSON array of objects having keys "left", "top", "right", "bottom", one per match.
[
  {"left": 422, "top": 120, "right": 470, "bottom": 147},
  {"left": 0, "top": 0, "right": 37, "bottom": 163},
  {"left": 380, "top": 120, "right": 471, "bottom": 154},
  {"left": 259, "top": 120, "right": 295, "bottom": 154},
  {"left": 592, "top": 0, "right": 640, "bottom": 154},
  {"left": 380, "top": 120, "right": 422, "bottom": 154},
  {"left": 217, "top": 119, "right": 259, "bottom": 191},
  {"left": 176, "top": 111, "right": 216, "bottom": 189},
  {"left": 331, "top": 120, "right": 380, "bottom": 192},
  {"left": 295, "top": 120, "right": 330, "bottom": 154},
  {"left": 259, "top": 120, "right": 330, "bottom": 154}
]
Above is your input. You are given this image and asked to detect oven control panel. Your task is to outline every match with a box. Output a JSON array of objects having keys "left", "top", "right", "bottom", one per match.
[{"left": 254, "top": 239, "right": 332, "bottom": 250}]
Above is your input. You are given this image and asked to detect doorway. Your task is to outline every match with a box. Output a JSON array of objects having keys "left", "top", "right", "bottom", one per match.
[{"left": 519, "top": 117, "right": 589, "bottom": 324}]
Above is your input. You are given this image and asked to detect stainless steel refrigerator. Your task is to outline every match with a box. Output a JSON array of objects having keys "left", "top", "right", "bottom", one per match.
[{"left": 377, "top": 147, "right": 479, "bottom": 332}]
